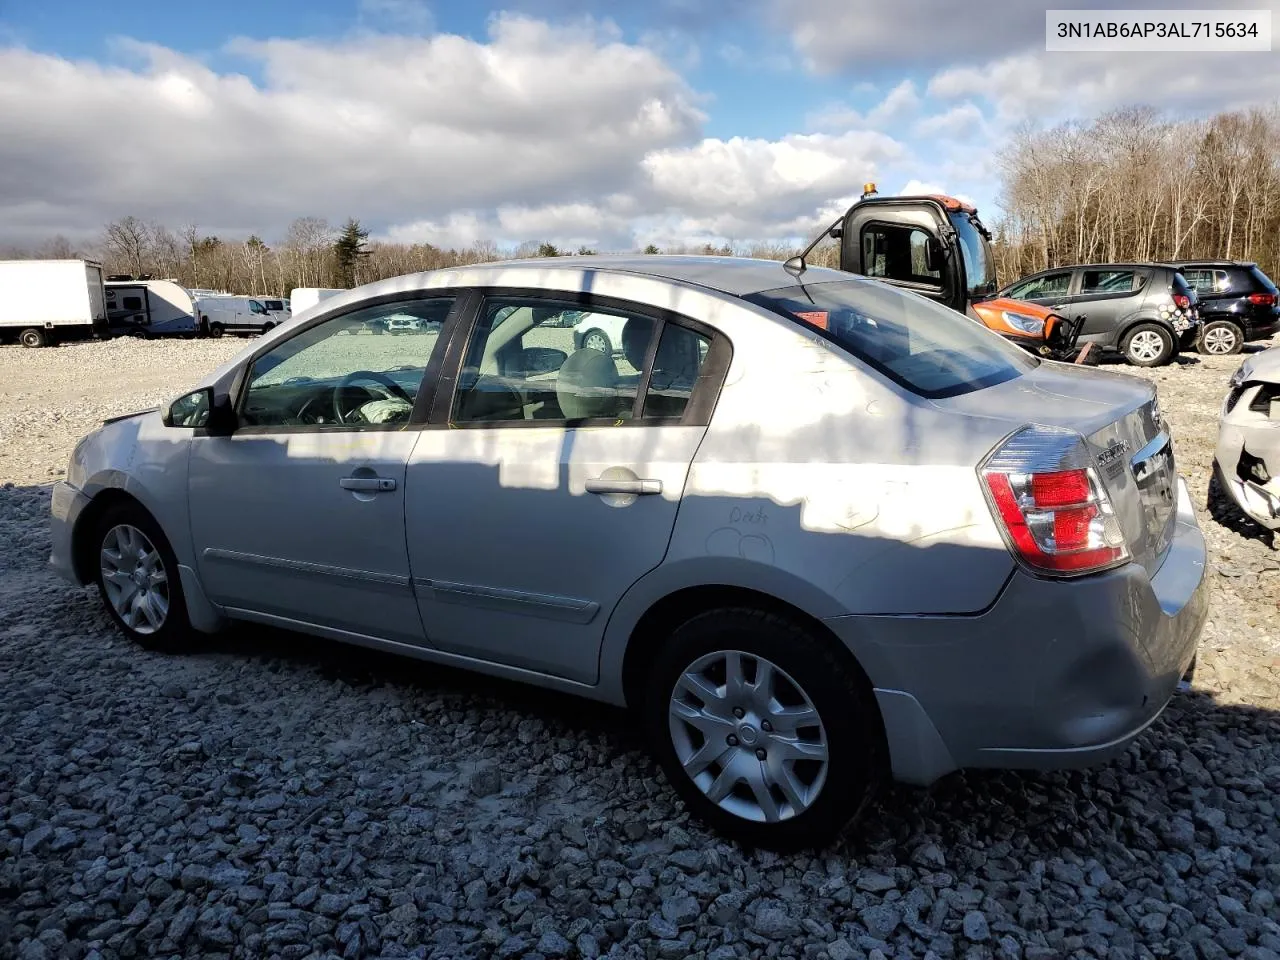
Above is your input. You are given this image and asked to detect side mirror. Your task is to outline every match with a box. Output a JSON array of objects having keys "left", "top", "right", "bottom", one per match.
[
  {"left": 924, "top": 237, "right": 944, "bottom": 273},
  {"left": 163, "top": 386, "right": 235, "bottom": 435}
]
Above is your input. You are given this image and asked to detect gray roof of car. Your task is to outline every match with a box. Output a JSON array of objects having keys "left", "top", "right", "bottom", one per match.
[{"left": 431, "top": 254, "right": 849, "bottom": 297}]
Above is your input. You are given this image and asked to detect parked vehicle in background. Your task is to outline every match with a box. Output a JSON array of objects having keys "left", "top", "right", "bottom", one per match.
[
  {"left": 51, "top": 255, "right": 1207, "bottom": 849},
  {"left": 289, "top": 288, "right": 344, "bottom": 316},
  {"left": 1215, "top": 346, "right": 1280, "bottom": 533},
  {"left": 0, "top": 259, "right": 108, "bottom": 347},
  {"left": 1162, "top": 260, "right": 1280, "bottom": 356},
  {"left": 789, "top": 184, "right": 1089, "bottom": 363},
  {"left": 999, "top": 263, "right": 1201, "bottom": 367},
  {"left": 196, "top": 296, "right": 278, "bottom": 337},
  {"left": 261, "top": 298, "right": 292, "bottom": 324},
  {"left": 105, "top": 279, "right": 199, "bottom": 338}
]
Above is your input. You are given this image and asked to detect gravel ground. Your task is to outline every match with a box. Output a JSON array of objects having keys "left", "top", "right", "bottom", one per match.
[{"left": 2, "top": 336, "right": 1280, "bottom": 960}]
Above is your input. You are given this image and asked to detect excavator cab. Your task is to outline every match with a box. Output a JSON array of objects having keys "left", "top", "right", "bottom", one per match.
[{"left": 788, "top": 183, "right": 1091, "bottom": 362}]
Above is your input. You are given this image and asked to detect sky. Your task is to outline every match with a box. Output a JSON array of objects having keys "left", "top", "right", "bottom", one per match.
[{"left": 0, "top": 0, "right": 1277, "bottom": 252}]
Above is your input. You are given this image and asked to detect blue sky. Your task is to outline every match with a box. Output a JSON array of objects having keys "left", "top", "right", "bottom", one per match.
[{"left": 0, "top": 0, "right": 1276, "bottom": 250}]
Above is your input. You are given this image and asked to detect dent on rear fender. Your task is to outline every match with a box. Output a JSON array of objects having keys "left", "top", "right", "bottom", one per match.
[{"left": 670, "top": 331, "right": 1017, "bottom": 617}]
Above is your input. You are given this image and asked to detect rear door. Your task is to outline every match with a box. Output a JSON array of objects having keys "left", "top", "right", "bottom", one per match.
[
  {"left": 403, "top": 290, "right": 730, "bottom": 684},
  {"left": 1072, "top": 267, "right": 1143, "bottom": 344}
]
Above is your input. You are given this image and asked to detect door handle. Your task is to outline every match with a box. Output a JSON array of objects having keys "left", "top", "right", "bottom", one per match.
[
  {"left": 585, "top": 478, "right": 662, "bottom": 496},
  {"left": 340, "top": 476, "right": 396, "bottom": 492}
]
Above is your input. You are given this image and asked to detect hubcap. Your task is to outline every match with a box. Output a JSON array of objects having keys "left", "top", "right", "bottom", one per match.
[
  {"left": 100, "top": 524, "right": 169, "bottom": 635},
  {"left": 1204, "top": 326, "right": 1237, "bottom": 354},
  {"left": 585, "top": 334, "right": 608, "bottom": 352},
  {"left": 668, "top": 650, "right": 829, "bottom": 824},
  {"left": 1129, "top": 330, "right": 1164, "bottom": 362}
]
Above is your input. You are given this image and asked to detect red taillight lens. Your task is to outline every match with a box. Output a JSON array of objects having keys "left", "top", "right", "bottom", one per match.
[
  {"left": 1248, "top": 292, "right": 1277, "bottom": 306},
  {"left": 1173, "top": 294, "right": 1191, "bottom": 310},
  {"left": 1031, "top": 470, "right": 1090, "bottom": 507},
  {"left": 981, "top": 427, "right": 1130, "bottom": 576}
]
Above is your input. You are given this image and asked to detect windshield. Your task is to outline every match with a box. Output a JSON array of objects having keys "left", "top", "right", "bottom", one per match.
[
  {"left": 745, "top": 277, "right": 1036, "bottom": 399},
  {"left": 949, "top": 212, "right": 997, "bottom": 298}
]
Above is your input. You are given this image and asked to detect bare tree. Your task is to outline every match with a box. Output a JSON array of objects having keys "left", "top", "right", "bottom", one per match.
[{"left": 103, "top": 216, "right": 152, "bottom": 278}]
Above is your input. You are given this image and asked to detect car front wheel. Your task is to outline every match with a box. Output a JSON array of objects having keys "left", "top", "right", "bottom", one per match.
[
  {"left": 1121, "top": 323, "right": 1175, "bottom": 367},
  {"left": 644, "top": 607, "right": 883, "bottom": 851},
  {"left": 93, "top": 502, "right": 191, "bottom": 652}
]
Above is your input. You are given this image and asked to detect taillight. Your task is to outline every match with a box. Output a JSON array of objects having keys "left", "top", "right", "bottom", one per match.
[
  {"left": 980, "top": 425, "right": 1129, "bottom": 576},
  {"left": 1173, "top": 294, "right": 1191, "bottom": 310},
  {"left": 1248, "top": 292, "right": 1277, "bottom": 306}
]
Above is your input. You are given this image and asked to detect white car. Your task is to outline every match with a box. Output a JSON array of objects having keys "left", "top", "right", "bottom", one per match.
[
  {"left": 1215, "top": 346, "right": 1280, "bottom": 533},
  {"left": 51, "top": 256, "right": 1207, "bottom": 848}
]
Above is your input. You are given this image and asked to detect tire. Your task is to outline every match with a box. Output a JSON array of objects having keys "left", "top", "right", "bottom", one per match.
[
  {"left": 19, "top": 327, "right": 48, "bottom": 348},
  {"left": 1121, "top": 323, "right": 1175, "bottom": 367},
  {"left": 582, "top": 329, "right": 612, "bottom": 355},
  {"left": 261, "top": 322, "right": 275, "bottom": 335},
  {"left": 643, "top": 607, "right": 884, "bottom": 851},
  {"left": 92, "top": 501, "right": 192, "bottom": 653},
  {"left": 208, "top": 322, "right": 224, "bottom": 338},
  {"left": 1198, "top": 319, "right": 1244, "bottom": 356}
]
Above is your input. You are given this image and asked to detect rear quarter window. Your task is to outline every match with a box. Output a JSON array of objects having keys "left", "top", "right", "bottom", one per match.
[{"left": 1248, "top": 265, "right": 1279, "bottom": 294}]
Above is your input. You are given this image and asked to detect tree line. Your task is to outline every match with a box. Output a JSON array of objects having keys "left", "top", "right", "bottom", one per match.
[
  {"left": 4, "top": 101, "right": 1274, "bottom": 294},
  {"left": 994, "top": 104, "right": 1280, "bottom": 282}
]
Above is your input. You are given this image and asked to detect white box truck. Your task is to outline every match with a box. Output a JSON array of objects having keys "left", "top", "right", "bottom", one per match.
[
  {"left": 0, "top": 259, "right": 108, "bottom": 347},
  {"left": 289, "top": 287, "right": 344, "bottom": 317}
]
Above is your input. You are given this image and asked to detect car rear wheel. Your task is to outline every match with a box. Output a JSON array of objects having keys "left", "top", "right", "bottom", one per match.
[
  {"left": 644, "top": 607, "right": 883, "bottom": 851},
  {"left": 208, "top": 322, "right": 224, "bottom": 338},
  {"left": 1121, "top": 323, "right": 1174, "bottom": 367},
  {"left": 19, "top": 327, "right": 49, "bottom": 348},
  {"left": 93, "top": 502, "right": 191, "bottom": 652},
  {"left": 582, "top": 329, "right": 612, "bottom": 355},
  {"left": 1198, "top": 319, "right": 1244, "bottom": 356}
]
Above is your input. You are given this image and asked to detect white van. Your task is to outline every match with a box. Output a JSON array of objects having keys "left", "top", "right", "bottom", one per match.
[
  {"left": 195, "top": 296, "right": 279, "bottom": 337},
  {"left": 260, "top": 297, "right": 291, "bottom": 324},
  {"left": 105, "top": 279, "right": 199, "bottom": 337}
]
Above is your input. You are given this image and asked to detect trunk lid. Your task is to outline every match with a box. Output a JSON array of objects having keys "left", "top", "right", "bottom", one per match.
[{"left": 933, "top": 361, "right": 1178, "bottom": 577}]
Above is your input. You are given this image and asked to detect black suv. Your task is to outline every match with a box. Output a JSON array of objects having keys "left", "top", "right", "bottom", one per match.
[
  {"left": 1161, "top": 260, "right": 1280, "bottom": 355},
  {"left": 998, "top": 262, "right": 1200, "bottom": 367}
]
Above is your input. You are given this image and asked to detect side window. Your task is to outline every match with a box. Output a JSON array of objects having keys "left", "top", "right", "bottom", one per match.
[
  {"left": 642, "top": 324, "right": 711, "bottom": 419},
  {"left": 249, "top": 300, "right": 267, "bottom": 314},
  {"left": 861, "top": 225, "right": 941, "bottom": 286},
  {"left": 1181, "top": 269, "right": 1210, "bottom": 293},
  {"left": 452, "top": 297, "right": 663, "bottom": 424},
  {"left": 239, "top": 297, "right": 454, "bottom": 429},
  {"left": 122, "top": 296, "right": 142, "bottom": 310},
  {"left": 1081, "top": 270, "right": 1136, "bottom": 295},
  {"left": 1007, "top": 272, "right": 1071, "bottom": 300}
]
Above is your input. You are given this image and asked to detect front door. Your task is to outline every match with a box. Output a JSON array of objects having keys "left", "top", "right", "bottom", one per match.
[
  {"left": 404, "top": 292, "right": 725, "bottom": 684},
  {"left": 188, "top": 294, "right": 460, "bottom": 644}
]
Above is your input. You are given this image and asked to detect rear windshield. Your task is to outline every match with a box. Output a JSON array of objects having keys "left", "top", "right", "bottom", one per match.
[
  {"left": 745, "top": 278, "right": 1037, "bottom": 399},
  {"left": 1249, "top": 265, "right": 1279, "bottom": 294}
]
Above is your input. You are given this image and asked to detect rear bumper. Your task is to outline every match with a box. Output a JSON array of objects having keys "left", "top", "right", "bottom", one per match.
[
  {"left": 1246, "top": 314, "right": 1280, "bottom": 341},
  {"left": 49, "top": 480, "right": 91, "bottom": 585},
  {"left": 826, "top": 476, "right": 1208, "bottom": 785}
]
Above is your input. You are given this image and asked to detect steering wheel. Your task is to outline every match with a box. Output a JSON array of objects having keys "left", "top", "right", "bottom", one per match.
[{"left": 333, "top": 370, "right": 414, "bottom": 423}]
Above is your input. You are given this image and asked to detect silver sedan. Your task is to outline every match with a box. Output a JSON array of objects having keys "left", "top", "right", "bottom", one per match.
[{"left": 51, "top": 256, "right": 1208, "bottom": 849}]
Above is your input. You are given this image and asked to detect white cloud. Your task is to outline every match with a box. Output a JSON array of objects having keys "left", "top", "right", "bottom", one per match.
[
  {"left": 806, "top": 79, "right": 919, "bottom": 132},
  {"left": 0, "top": 15, "right": 704, "bottom": 244},
  {"left": 912, "top": 102, "right": 986, "bottom": 140}
]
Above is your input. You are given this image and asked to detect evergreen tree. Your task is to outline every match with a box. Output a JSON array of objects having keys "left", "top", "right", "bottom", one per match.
[{"left": 334, "top": 218, "right": 369, "bottom": 287}]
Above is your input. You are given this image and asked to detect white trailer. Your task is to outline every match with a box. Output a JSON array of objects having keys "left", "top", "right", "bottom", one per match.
[
  {"left": 289, "top": 287, "right": 344, "bottom": 317},
  {"left": 105, "top": 279, "right": 199, "bottom": 337},
  {"left": 195, "top": 296, "right": 279, "bottom": 337},
  {"left": 0, "top": 259, "right": 108, "bottom": 347}
]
